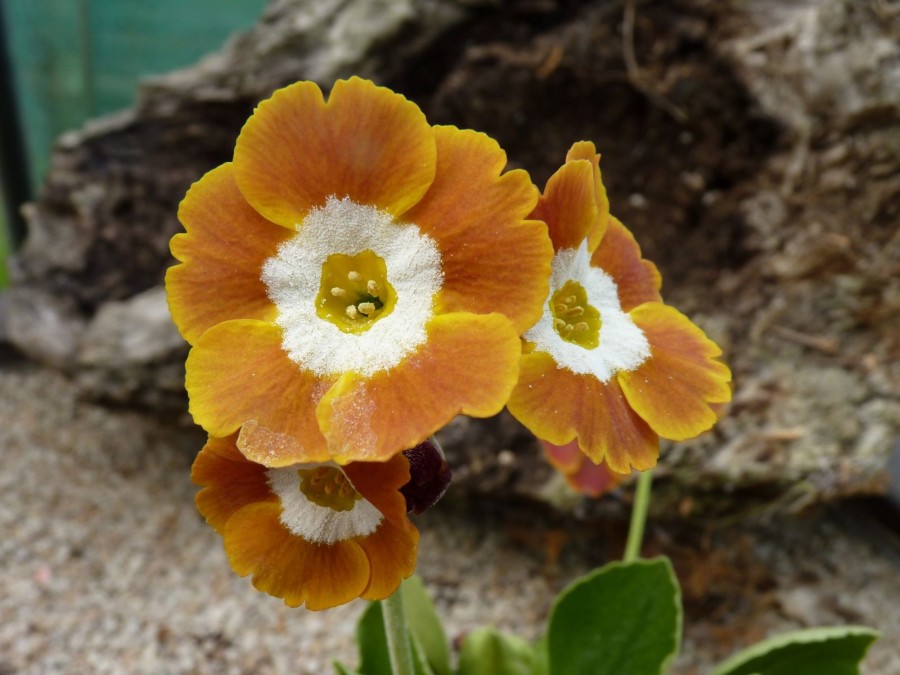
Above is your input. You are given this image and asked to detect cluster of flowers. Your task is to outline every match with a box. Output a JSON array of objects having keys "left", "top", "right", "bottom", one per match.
[{"left": 166, "top": 78, "right": 731, "bottom": 610}]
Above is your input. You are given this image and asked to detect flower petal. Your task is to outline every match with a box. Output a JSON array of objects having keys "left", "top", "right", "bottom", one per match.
[
  {"left": 343, "top": 453, "right": 411, "bottom": 523},
  {"left": 233, "top": 77, "right": 436, "bottom": 228},
  {"left": 402, "top": 126, "right": 551, "bottom": 333},
  {"left": 508, "top": 351, "right": 659, "bottom": 473},
  {"left": 591, "top": 216, "right": 662, "bottom": 312},
  {"left": 564, "top": 141, "right": 609, "bottom": 250},
  {"left": 317, "top": 312, "right": 521, "bottom": 463},
  {"left": 185, "top": 319, "right": 332, "bottom": 465},
  {"left": 192, "top": 433, "right": 275, "bottom": 534},
  {"left": 357, "top": 518, "right": 419, "bottom": 601},
  {"left": 224, "top": 501, "right": 370, "bottom": 609},
  {"left": 532, "top": 160, "right": 600, "bottom": 252},
  {"left": 543, "top": 439, "right": 628, "bottom": 498},
  {"left": 618, "top": 303, "right": 732, "bottom": 441},
  {"left": 167, "top": 164, "right": 290, "bottom": 344}
]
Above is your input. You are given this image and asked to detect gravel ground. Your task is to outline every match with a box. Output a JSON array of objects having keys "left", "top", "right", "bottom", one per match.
[{"left": 1, "top": 361, "right": 898, "bottom": 674}]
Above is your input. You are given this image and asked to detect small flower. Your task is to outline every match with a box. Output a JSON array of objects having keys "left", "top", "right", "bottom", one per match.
[
  {"left": 508, "top": 142, "right": 732, "bottom": 473},
  {"left": 542, "top": 440, "right": 627, "bottom": 498},
  {"left": 192, "top": 433, "right": 418, "bottom": 609},
  {"left": 167, "top": 77, "right": 552, "bottom": 465}
]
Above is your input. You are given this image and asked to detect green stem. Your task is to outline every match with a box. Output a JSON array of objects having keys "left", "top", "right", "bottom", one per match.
[
  {"left": 623, "top": 469, "right": 653, "bottom": 563},
  {"left": 382, "top": 589, "right": 414, "bottom": 675}
]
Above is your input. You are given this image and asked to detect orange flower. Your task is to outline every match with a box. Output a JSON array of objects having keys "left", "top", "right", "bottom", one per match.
[
  {"left": 167, "top": 78, "right": 552, "bottom": 465},
  {"left": 508, "top": 142, "right": 731, "bottom": 474},
  {"left": 542, "top": 439, "right": 627, "bottom": 498},
  {"left": 192, "top": 433, "right": 418, "bottom": 609}
]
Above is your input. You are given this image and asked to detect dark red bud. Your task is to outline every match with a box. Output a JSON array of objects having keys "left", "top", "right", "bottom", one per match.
[{"left": 401, "top": 439, "right": 452, "bottom": 514}]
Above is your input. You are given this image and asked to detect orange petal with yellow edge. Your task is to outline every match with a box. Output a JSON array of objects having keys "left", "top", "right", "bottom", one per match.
[
  {"left": 508, "top": 351, "right": 659, "bottom": 473},
  {"left": 618, "top": 302, "right": 732, "bottom": 441},
  {"left": 532, "top": 160, "right": 601, "bottom": 253},
  {"left": 542, "top": 439, "right": 628, "bottom": 498},
  {"left": 167, "top": 164, "right": 291, "bottom": 344},
  {"left": 590, "top": 215, "right": 662, "bottom": 312},
  {"left": 357, "top": 518, "right": 419, "bottom": 600},
  {"left": 192, "top": 433, "right": 275, "bottom": 534},
  {"left": 344, "top": 453, "right": 411, "bottom": 524},
  {"left": 564, "top": 141, "right": 610, "bottom": 250},
  {"left": 186, "top": 319, "right": 332, "bottom": 465},
  {"left": 402, "top": 126, "right": 551, "bottom": 333},
  {"left": 224, "top": 502, "right": 370, "bottom": 609},
  {"left": 317, "top": 312, "right": 521, "bottom": 463},
  {"left": 233, "top": 77, "right": 436, "bottom": 228}
]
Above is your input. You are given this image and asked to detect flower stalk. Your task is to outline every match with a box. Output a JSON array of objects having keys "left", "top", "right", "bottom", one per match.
[
  {"left": 382, "top": 590, "right": 415, "bottom": 675},
  {"left": 623, "top": 469, "right": 653, "bottom": 563}
]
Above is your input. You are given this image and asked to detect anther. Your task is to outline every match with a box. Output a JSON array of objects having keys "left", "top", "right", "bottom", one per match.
[
  {"left": 554, "top": 318, "right": 567, "bottom": 331},
  {"left": 573, "top": 322, "right": 589, "bottom": 332},
  {"left": 561, "top": 323, "right": 574, "bottom": 336},
  {"left": 324, "top": 483, "right": 334, "bottom": 495},
  {"left": 348, "top": 271, "right": 363, "bottom": 282},
  {"left": 346, "top": 305, "right": 359, "bottom": 319},
  {"left": 566, "top": 306, "right": 585, "bottom": 317},
  {"left": 331, "top": 287, "right": 347, "bottom": 298},
  {"left": 564, "top": 295, "right": 576, "bottom": 304},
  {"left": 338, "top": 485, "right": 350, "bottom": 497},
  {"left": 357, "top": 302, "right": 376, "bottom": 316},
  {"left": 555, "top": 303, "right": 570, "bottom": 313},
  {"left": 367, "top": 280, "right": 380, "bottom": 296}
]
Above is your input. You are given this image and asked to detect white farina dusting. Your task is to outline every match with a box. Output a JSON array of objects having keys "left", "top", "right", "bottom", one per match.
[
  {"left": 262, "top": 196, "right": 443, "bottom": 377},
  {"left": 524, "top": 240, "right": 651, "bottom": 381}
]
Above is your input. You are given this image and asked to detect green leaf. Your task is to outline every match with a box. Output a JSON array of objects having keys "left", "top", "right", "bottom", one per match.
[
  {"left": 334, "top": 662, "right": 362, "bottom": 675},
  {"left": 356, "top": 596, "right": 438, "bottom": 675},
  {"left": 530, "top": 636, "right": 549, "bottom": 675},
  {"left": 711, "top": 626, "right": 880, "bottom": 675},
  {"left": 357, "top": 601, "right": 392, "bottom": 675},
  {"left": 458, "top": 626, "right": 536, "bottom": 675},
  {"left": 547, "top": 557, "right": 681, "bottom": 675},
  {"left": 402, "top": 576, "right": 452, "bottom": 675}
]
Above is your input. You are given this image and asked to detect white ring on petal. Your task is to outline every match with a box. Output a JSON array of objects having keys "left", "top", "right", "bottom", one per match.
[
  {"left": 266, "top": 463, "right": 383, "bottom": 545},
  {"left": 262, "top": 196, "right": 443, "bottom": 377},
  {"left": 524, "top": 240, "right": 650, "bottom": 382}
]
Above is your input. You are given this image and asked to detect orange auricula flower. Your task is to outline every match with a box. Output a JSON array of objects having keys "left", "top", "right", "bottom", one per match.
[
  {"left": 508, "top": 142, "right": 732, "bottom": 475},
  {"left": 192, "top": 434, "right": 418, "bottom": 609},
  {"left": 166, "top": 78, "right": 552, "bottom": 466}
]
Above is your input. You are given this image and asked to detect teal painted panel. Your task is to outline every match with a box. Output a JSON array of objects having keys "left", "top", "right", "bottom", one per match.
[
  {"left": 3, "top": 0, "right": 91, "bottom": 192},
  {"left": 3, "top": 0, "right": 267, "bottom": 193},
  {"left": 86, "top": 0, "right": 267, "bottom": 113}
]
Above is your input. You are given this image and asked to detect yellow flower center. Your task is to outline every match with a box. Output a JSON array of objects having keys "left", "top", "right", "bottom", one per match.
[
  {"left": 298, "top": 466, "right": 362, "bottom": 512},
  {"left": 551, "top": 280, "right": 601, "bottom": 349},
  {"left": 316, "top": 250, "right": 397, "bottom": 333}
]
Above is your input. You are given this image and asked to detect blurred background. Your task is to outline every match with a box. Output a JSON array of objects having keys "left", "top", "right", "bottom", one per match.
[
  {"left": 0, "top": 1, "right": 898, "bottom": 673},
  {"left": 0, "top": 0, "right": 268, "bottom": 285}
]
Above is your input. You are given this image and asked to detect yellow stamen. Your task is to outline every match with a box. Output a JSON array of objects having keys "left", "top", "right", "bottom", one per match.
[
  {"left": 367, "top": 280, "right": 380, "bottom": 296},
  {"left": 331, "top": 287, "right": 347, "bottom": 298},
  {"left": 348, "top": 271, "right": 363, "bottom": 282},
  {"left": 346, "top": 305, "right": 359, "bottom": 319},
  {"left": 357, "top": 302, "right": 376, "bottom": 316},
  {"left": 550, "top": 280, "right": 602, "bottom": 349}
]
